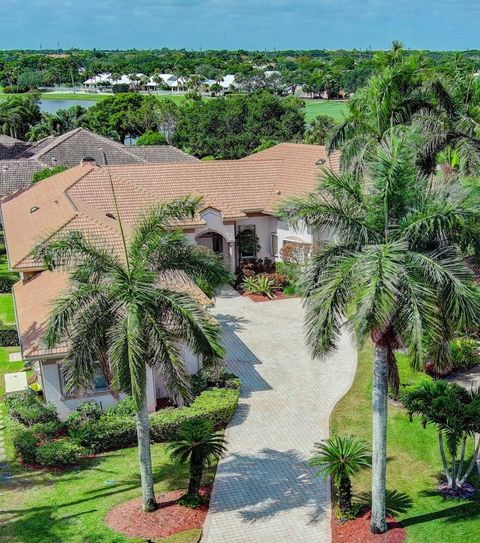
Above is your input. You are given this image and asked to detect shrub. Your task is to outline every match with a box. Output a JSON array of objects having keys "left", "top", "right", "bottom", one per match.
[
  {"left": 106, "top": 395, "right": 137, "bottom": 417},
  {"left": 264, "top": 272, "right": 289, "bottom": 289},
  {"left": 2, "top": 85, "right": 30, "bottom": 94},
  {"left": 0, "top": 325, "right": 19, "bottom": 345},
  {"left": 32, "top": 166, "right": 68, "bottom": 183},
  {"left": 5, "top": 392, "right": 58, "bottom": 426},
  {"left": 450, "top": 337, "right": 480, "bottom": 371},
  {"left": 190, "top": 368, "right": 239, "bottom": 396},
  {"left": 30, "top": 420, "right": 65, "bottom": 439},
  {"left": 36, "top": 440, "right": 86, "bottom": 466},
  {"left": 12, "top": 426, "right": 39, "bottom": 463},
  {"left": 136, "top": 131, "right": 167, "bottom": 146},
  {"left": 0, "top": 272, "right": 19, "bottom": 294},
  {"left": 74, "top": 415, "right": 137, "bottom": 453},
  {"left": 66, "top": 400, "right": 103, "bottom": 432},
  {"left": 190, "top": 387, "right": 240, "bottom": 425},
  {"left": 241, "top": 274, "right": 276, "bottom": 299}
]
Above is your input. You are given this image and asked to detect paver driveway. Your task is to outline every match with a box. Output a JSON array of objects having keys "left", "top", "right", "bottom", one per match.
[{"left": 202, "top": 288, "right": 357, "bottom": 543}]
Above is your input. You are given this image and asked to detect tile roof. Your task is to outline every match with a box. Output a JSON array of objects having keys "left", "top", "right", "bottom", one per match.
[
  {"left": 13, "top": 269, "right": 211, "bottom": 359},
  {"left": 0, "top": 128, "right": 197, "bottom": 196},
  {"left": 2, "top": 143, "right": 337, "bottom": 270}
]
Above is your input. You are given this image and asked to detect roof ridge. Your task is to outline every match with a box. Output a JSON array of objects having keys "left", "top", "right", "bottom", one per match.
[{"left": 32, "top": 128, "right": 83, "bottom": 159}]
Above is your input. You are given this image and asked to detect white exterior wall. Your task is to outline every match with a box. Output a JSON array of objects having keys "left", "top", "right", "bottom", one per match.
[
  {"left": 236, "top": 216, "right": 276, "bottom": 260},
  {"left": 40, "top": 360, "right": 122, "bottom": 420}
]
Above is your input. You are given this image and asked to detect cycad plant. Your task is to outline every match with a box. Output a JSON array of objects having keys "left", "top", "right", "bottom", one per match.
[
  {"left": 167, "top": 419, "right": 227, "bottom": 503},
  {"left": 37, "top": 195, "right": 231, "bottom": 512},
  {"left": 403, "top": 380, "right": 480, "bottom": 491},
  {"left": 278, "top": 128, "right": 480, "bottom": 533},
  {"left": 310, "top": 435, "right": 371, "bottom": 514}
]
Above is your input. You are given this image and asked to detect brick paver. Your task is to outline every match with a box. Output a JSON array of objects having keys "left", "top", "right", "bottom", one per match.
[{"left": 202, "top": 288, "right": 357, "bottom": 543}]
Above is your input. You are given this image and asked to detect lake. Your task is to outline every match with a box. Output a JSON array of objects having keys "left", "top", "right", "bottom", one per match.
[{"left": 39, "top": 99, "right": 96, "bottom": 113}]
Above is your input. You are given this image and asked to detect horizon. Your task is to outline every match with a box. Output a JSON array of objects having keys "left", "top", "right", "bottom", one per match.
[{"left": 1, "top": 0, "right": 479, "bottom": 51}]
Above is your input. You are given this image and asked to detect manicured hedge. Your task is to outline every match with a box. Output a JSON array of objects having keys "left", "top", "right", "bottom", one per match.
[
  {"left": 5, "top": 392, "right": 58, "bottom": 426},
  {"left": 0, "top": 325, "right": 19, "bottom": 346},
  {"left": 0, "top": 272, "right": 19, "bottom": 294},
  {"left": 36, "top": 441, "right": 86, "bottom": 467}
]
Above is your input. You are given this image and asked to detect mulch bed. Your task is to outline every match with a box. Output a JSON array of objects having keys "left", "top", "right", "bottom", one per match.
[
  {"left": 241, "top": 291, "right": 297, "bottom": 303},
  {"left": 332, "top": 510, "right": 406, "bottom": 543},
  {"left": 105, "top": 486, "right": 211, "bottom": 540}
]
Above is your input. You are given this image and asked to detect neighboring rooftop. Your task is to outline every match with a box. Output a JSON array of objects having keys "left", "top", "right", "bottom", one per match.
[{"left": 0, "top": 127, "right": 197, "bottom": 196}]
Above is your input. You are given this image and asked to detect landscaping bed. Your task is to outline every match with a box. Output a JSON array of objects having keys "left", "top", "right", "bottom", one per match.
[
  {"left": 332, "top": 509, "right": 405, "bottom": 543},
  {"left": 105, "top": 486, "right": 211, "bottom": 540}
]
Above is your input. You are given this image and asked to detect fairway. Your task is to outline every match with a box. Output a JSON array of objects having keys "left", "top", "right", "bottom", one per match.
[{"left": 303, "top": 99, "right": 348, "bottom": 122}]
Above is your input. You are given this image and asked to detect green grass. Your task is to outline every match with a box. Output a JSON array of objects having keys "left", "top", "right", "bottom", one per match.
[
  {"left": 303, "top": 99, "right": 348, "bottom": 122},
  {"left": 331, "top": 343, "right": 480, "bottom": 542},
  {"left": 0, "top": 294, "right": 15, "bottom": 325}
]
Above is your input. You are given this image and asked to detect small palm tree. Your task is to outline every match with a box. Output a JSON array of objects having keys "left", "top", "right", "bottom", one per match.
[
  {"left": 403, "top": 380, "right": 480, "bottom": 491},
  {"left": 278, "top": 128, "right": 480, "bottom": 533},
  {"left": 37, "top": 195, "right": 231, "bottom": 512},
  {"left": 310, "top": 435, "right": 371, "bottom": 514},
  {"left": 168, "top": 419, "right": 227, "bottom": 501}
]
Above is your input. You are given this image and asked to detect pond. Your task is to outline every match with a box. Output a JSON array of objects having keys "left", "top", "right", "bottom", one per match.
[{"left": 39, "top": 99, "right": 96, "bottom": 113}]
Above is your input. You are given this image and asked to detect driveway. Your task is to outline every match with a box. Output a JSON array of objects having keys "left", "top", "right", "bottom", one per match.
[{"left": 202, "top": 288, "right": 357, "bottom": 543}]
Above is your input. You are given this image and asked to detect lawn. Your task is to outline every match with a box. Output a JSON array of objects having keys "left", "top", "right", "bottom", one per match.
[
  {"left": 303, "top": 99, "right": 348, "bottom": 122},
  {"left": 331, "top": 343, "right": 480, "bottom": 542},
  {"left": 0, "top": 293, "right": 15, "bottom": 325},
  {"left": 0, "top": 345, "right": 208, "bottom": 543}
]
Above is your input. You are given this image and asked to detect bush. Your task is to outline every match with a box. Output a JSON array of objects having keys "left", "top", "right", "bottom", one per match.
[
  {"left": 5, "top": 392, "right": 58, "bottom": 426},
  {"left": 32, "top": 166, "right": 68, "bottom": 183},
  {"left": 106, "top": 395, "right": 137, "bottom": 417},
  {"left": 0, "top": 325, "right": 19, "bottom": 345},
  {"left": 0, "top": 272, "right": 19, "bottom": 294},
  {"left": 66, "top": 400, "right": 103, "bottom": 432},
  {"left": 112, "top": 83, "right": 130, "bottom": 93},
  {"left": 190, "top": 387, "right": 240, "bottom": 425},
  {"left": 2, "top": 85, "right": 30, "bottom": 94},
  {"left": 136, "top": 130, "right": 167, "bottom": 146},
  {"left": 241, "top": 274, "right": 276, "bottom": 299},
  {"left": 73, "top": 415, "right": 137, "bottom": 453},
  {"left": 190, "top": 369, "right": 239, "bottom": 396},
  {"left": 30, "top": 420, "right": 65, "bottom": 439},
  {"left": 450, "top": 337, "right": 480, "bottom": 371},
  {"left": 12, "top": 426, "right": 39, "bottom": 463},
  {"left": 36, "top": 440, "right": 86, "bottom": 466}
]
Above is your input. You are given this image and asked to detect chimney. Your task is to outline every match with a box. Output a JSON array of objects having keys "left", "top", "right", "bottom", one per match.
[{"left": 81, "top": 156, "right": 96, "bottom": 167}]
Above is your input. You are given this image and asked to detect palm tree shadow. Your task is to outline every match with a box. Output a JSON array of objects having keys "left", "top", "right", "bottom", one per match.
[
  {"left": 356, "top": 489, "right": 413, "bottom": 516},
  {"left": 209, "top": 448, "right": 327, "bottom": 525}
]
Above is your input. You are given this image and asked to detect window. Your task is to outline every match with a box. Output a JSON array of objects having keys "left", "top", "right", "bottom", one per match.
[
  {"left": 59, "top": 361, "right": 108, "bottom": 396},
  {"left": 237, "top": 225, "right": 258, "bottom": 259},
  {"left": 271, "top": 233, "right": 279, "bottom": 257}
]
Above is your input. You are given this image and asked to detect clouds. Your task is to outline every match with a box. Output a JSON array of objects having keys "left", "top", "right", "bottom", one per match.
[{"left": 0, "top": 0, "right": 478, "bottom": 50}]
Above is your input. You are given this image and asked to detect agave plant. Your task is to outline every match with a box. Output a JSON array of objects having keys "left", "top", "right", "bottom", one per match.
[{"left": 241, "top": 274, "right": 276, "bottom": 299}]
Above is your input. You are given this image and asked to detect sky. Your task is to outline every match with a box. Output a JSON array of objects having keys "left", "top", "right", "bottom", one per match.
[{"left": 1, "top": 0, "right": 480, "bottom": 51}]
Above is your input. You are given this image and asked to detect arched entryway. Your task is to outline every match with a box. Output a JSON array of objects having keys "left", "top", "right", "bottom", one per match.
[{"left": 196, "top": 231, "right": 232, "bottom": 270}]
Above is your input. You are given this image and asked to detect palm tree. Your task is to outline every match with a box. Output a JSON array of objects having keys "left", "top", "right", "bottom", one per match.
[
  {"left": 278, "top": 128, "right": 480, "bottom": 533},
  {"left": 167, "top": 419, "right": 227, "bottom": 501},
  {"left": 36, "top": 195, "right": 231, "bottom": 512},
  {"left": 309, "top": 435, "right": 371, "bottom": 514},
  {"left": 403, "top": 380, "right": 480, "bottom": 491}
]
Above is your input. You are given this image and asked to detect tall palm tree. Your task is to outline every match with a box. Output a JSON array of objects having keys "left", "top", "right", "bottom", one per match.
[
  {"left": 36, "top": 195, "right": 231, "bottom": 512},
  {"left": 167, "top": 419, "right": 227, "bottom": 501},
  {"left": 278, "top": 128, "right": 480, "bottom": 533},
  {"left": 309, "top": 435, "right": 371, "bottom": 514}
]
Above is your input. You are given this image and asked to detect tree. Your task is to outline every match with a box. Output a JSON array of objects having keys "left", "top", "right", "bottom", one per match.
[
  {"left": 309, "top": 435, "right": 371, "bottom": 513},
  {"left": 304, "top": 115, "right": 336, "bottom": 145},
  {"left": 36, "top": 195, "right": 231, "bottom": 512},
  {"left": 32, "top": 165, "right": 68, "bottom": 182},
  {"left": 278, "top": 129, "right": 480, "bottom": 532},
  {"left": 0, "top": 94, "right": 41, "bottom": 140},
  {"left": 403, "top": 381, "right": 480, "bottom": 491},
  {"left": 167, "top": 419, "right": 227, "bottom": 502},
  {"left": 136, "top": 131, "right": 167, "bottom": 146}
]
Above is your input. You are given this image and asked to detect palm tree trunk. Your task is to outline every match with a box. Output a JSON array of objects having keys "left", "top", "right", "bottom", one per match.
[
  {"left": 136, "top": 397, "right": 156, "bottom": 512},
  {"left": 438, "top": 431, "right": 452, "bottom": 487},
  {"left": 457, "top": 437, "right": 480, "bottom": 487},
  {"left": 370, "top": 344, "right": 388, "bottom": 534},
  {"left": 187, "top": 449, "right": 203, "bottom": 498},
  {"left": 338, "top": 472, "right": 353, "bottom": 513}
]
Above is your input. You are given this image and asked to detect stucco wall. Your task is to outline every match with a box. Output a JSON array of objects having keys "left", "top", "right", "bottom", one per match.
[{"left": 236, "top": 216, "right": 277, "bottom": 260}]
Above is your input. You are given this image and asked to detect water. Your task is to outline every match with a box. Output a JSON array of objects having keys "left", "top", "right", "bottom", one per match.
[{"left": 39, "top": 99, "right": 96, "bottom": 113}]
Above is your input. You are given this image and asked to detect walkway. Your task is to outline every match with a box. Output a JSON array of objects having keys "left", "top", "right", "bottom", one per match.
[{"left": 202, "top": 288, "right": 357, "bottom": 543}]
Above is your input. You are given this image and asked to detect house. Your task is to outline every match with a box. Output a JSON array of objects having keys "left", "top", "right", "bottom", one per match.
[
  {"left": 0, "top": 127, "right": 197, "bottom": 197},
  {"left": 1, "top": 143, "right": 340, "bottom": 418}
]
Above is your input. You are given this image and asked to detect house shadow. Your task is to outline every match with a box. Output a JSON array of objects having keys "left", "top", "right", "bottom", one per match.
[{"left": 210, "top": 448, "right": 327, "bottom": 525}]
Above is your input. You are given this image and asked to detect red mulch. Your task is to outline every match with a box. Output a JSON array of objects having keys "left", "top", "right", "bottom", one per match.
[
  {"left": 105, "top": 486, "right": 211, "bottom": 539},
  {"left": 332, "top": 510, "right": 406, "bottom": 543},
  {"left": 241, "top": 291, "right": 297, "bottom": 303}
]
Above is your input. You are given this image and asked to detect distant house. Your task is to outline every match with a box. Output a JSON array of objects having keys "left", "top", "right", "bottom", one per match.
[
  {"left": 0, "top": 128, "right": 197, "bottom": 197},
  {"left": 2, "top": 142, "right": 340, "bottom": 418}
]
